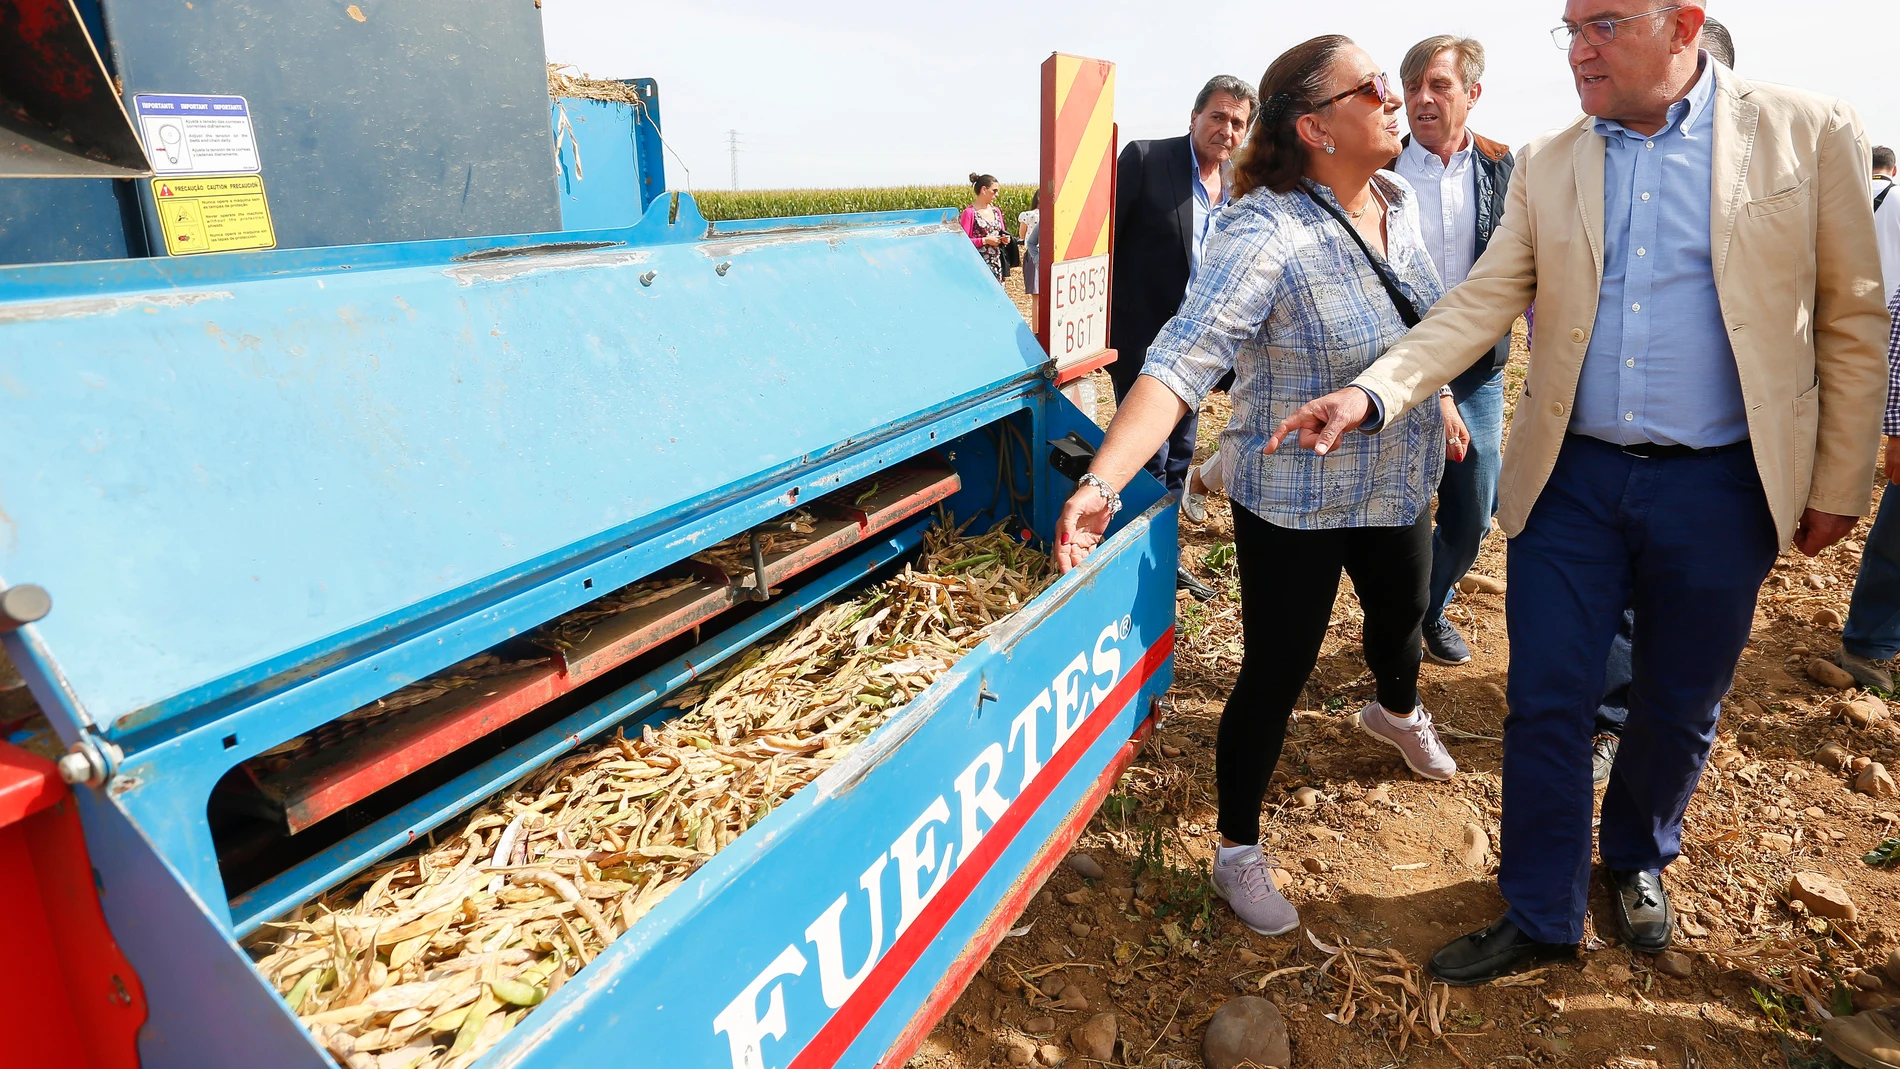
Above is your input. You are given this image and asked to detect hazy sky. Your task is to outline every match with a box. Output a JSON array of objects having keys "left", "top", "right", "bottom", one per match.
[{"left": 541, "top": 1, "right": 1898, "bottom": 191}]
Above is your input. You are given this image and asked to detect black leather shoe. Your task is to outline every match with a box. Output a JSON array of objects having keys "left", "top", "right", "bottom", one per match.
[
  {"left": 1609, "top": 869, "right": 1673, "bottom": 951},
  {"left": 1429, "top": 917, "right": 1577, "bottom": 986},
  {"left": 1177, "top": 565, "right": 1216, "bottom": 602},
  {"left": 1591, "top": 733, "right": 1620, "bottom": 786}
]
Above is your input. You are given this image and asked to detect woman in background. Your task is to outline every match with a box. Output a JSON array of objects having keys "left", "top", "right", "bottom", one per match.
[
  {"left": 1020, "top": 189, "right": 1042, "bottom": 297},
  {"left": 960, "top": 173, "right": 1008, "bottom": 284}
]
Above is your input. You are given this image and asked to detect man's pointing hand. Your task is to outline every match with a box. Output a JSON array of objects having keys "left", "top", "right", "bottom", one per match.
[{"left": 1265, "top": 387, "right": 1375, "bottom": 456}]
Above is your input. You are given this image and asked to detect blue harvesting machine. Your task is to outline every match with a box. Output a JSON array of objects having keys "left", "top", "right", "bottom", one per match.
[{"left": 0, "top": 3, "right": 1179, "bottom": 1067}]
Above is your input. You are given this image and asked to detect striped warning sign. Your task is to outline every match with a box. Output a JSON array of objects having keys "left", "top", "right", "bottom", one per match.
[
  {"left": 1044, "top": 54, "right": 1116, "bottom": 263},
  {"left": 1038, "top": 53, "right": 1118, "bottom": 375}
]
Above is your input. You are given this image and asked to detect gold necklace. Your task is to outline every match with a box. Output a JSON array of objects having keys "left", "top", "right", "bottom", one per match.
[{"left": 1342, "top": 184, "right": 1385, "bottom": 220}]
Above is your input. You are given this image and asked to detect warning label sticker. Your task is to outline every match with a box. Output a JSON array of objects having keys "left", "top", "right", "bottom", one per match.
[
  {"left": 152, "top": 175, "right": 276, "bottom": 255},
  {"left": 134, "top": 94, "right": 261, "bottom": 176}
]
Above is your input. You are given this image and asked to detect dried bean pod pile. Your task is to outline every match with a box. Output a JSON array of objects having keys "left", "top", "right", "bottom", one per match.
[{"left": 248, "top": 520, "right": 1053, "bottom": 1069}]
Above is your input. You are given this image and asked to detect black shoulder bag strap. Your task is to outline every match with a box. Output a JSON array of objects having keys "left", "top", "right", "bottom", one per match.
[
  {"left": 1302, "top": 186, "right": 1421, "bottom": 329},
  {"left": 1877, "top": 182, "right": 1893, "bottom": 214}
]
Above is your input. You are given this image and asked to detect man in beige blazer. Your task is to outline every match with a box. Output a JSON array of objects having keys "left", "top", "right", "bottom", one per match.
[{"left": 1269, "top": 0, "right": 1890, "bottom": 983}]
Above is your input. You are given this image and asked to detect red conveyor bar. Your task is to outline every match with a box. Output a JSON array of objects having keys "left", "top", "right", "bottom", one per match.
[{"left": 251, "top": 463, "right": 961, "bottom": 833}]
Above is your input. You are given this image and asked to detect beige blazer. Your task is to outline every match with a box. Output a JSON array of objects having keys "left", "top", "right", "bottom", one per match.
[{"left": 1354, "top": 66, "right": 1892, "bottom": 547}]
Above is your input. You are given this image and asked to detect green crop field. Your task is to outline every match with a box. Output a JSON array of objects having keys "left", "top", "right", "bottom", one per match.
[{"left": 692, "top": 184, "right": 1037, "bottom": 225}]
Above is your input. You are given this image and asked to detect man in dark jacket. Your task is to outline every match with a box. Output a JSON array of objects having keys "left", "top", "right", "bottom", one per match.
[
  {"left": 1108, "top": 75, "right": 1255, "bottom": 600},
  {"left": 1389, "top": 35, "right": 1516, "bottom": 666}
]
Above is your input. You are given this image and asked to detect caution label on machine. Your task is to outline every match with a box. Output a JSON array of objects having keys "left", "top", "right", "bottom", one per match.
[{"left": 152, "top": 175, "right": 277, "bottom": 255}]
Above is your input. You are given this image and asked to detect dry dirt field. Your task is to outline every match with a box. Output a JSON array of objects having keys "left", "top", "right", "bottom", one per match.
[{"left": 908, "top": 276, "right": 1900, "bottom": 1069}]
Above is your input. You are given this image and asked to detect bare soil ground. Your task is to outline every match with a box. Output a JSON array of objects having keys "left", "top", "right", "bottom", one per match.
[{"left": 912, "top": 277, "right": 1900, "bottom": 1068}]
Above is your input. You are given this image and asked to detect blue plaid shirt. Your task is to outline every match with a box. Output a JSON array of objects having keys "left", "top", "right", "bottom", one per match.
[{"left": 1140, "top": 175, "right": 1447, "bottom": 530}]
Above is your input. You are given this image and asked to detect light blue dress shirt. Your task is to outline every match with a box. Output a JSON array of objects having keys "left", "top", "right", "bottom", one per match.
[
  {"left": 1188, "top": 142, "right": 1220, "bottom": 284},
  {"left": 1572, "top": 56, "right": 1748, "bottom": 448}
]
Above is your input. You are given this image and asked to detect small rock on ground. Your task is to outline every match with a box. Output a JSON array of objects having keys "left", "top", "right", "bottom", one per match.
[
  {"left": 1202, "top": 996, "right": 1291, "bottom": 1069},
  {"left": 1654, "top": 950, "right": 1694, "bottom": 978},
  {"left": 1808, "top": 656, "right": 1857, "bottom": 690},
  {"left": 1814, "top": 607, "right": 1845, "bottom": 629},
  {"left": 1071, "top": 1013, "right": 1117, "bottom": 1062},
  {"left": 1460, "top": 823, "right": 1490, "bottom": 869},
  {"left": 1457, "top": 573, "right": 1506, "bottom": 595},
  {"left": 1036, "top": 1042, "right": 1065, "bottom": 1066},
  {"left": 1066, "top": 853, "right": 1106, "bottom": 880},
  {"left": 1058, "top": 984, "right": 1089, "bottom": 1011},
  {"left": 1788, "top": 871, "right": 1859, "bottom": 921},
  {"left": 1847, "top": 699, "right": 1890, "bottom": 729},
  {"left": 1857, "top": 762, "right": 1898, "bottom": 799}
]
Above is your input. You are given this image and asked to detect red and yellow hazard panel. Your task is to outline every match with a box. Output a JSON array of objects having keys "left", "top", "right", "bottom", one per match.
[
  {"left": 1041, "top": 54, "right": 1115, "bottom": 264},
  {"left": 151, "top": 174, "right": 276, "bottom": 255},
  {"left": 1038, "top": 53, "right": 1117, "bottom": 377}
]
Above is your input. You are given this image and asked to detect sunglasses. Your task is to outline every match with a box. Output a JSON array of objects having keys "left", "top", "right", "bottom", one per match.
[{"left": 1319, "top": 72, "right": 1394, "bottom": 109}]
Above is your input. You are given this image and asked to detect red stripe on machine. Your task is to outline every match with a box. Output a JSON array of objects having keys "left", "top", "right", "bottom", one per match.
[
  {"left": 1060, "top": 134, "right": 1116, "bottom": 263},
  {"left": 878, "top": 700, "right": 1161, "bottom": 1067},
  {"left": 788, "top": 629, "right": 1175, "bottom": 1069},
  {"left": 1052, "top": 64, "right": 1107, "bottom": 185}
]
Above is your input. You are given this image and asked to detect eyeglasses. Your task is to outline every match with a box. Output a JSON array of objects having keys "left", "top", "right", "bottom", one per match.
[
  {"left": 1551, "top": 5, "right": 1681, "bottom": 49},
  {"left": 1318, "top": 72, "right": 1393, "bottom": 109}
]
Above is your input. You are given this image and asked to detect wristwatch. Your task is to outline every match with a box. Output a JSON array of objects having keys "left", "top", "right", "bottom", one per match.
[{"left": 1077, "top": 473, "right": 1122, "bottom": 518}]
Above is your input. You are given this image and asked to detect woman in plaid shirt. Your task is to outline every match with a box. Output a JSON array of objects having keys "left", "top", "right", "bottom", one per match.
[{"left": 1055, "top": 35, "right": 1469, "bottom": 938}]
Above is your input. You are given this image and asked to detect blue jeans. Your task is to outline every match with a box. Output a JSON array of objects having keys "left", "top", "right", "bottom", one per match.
[
  {"left": 1844, "top": 487, "right": 1900, "bottom": 660},
  {"left": 1427, "top": 372, "right": 1505, "bottom": 624},
  {"left": 1595, "top": 609, "right": 1636, "bottom": 736},
  {"left": 1501, "top": 436, "right": 1777, "bottom": 944}
]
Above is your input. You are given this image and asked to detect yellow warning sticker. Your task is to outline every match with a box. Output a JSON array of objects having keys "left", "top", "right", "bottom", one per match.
[{"left": 151, "top": 174, "right": 276, "bottom": 255}]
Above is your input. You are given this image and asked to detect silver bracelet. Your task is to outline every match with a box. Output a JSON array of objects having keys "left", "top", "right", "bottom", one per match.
[
  {"left": 1078, "top": 473, "right": 1122, "bottom": 518},
  {"left": 1438, "top": 385, "right": 1455, "bottom": 399}
]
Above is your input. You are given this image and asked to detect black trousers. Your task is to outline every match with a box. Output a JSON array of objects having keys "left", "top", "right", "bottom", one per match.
[
  {"left": 1108, "top": 362, "right": 1198, "bottom": 497},
  {"left": 1216, "top": 504, "right": 1432, "bottom": 844}
]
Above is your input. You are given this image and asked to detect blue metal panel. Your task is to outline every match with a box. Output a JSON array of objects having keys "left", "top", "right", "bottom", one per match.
[
  {"left": 69, "top": 785, "right": 328, "bottom": 1069},
  {"left": 0, "top": 196, "right": 1040, "bottom": 743},
  {"left": 97, "top": 0, "right": 561, "bottom": 251},
  {"left": 628, "top": 79, "right": 666, "bottom": 212},
  {"left": 552, "top": 80, "right": 665, "bottom": 228},
  {"left": 3, "top": 133, "right": 1193, "bottom": 1067},
  {"left": 0, "top": 176, "right": 147, "bottom": 266},
  {"left": 554, "top": 97, "right": 643, "bottom": 231}
]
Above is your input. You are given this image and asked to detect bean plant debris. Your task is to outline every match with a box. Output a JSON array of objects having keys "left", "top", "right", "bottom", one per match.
[
  {"left": 247, "top": 471, "right": 893, "bottom": 775},
  {"left": 247, "top": 518, "right": 1054, "bottom": 1069}
]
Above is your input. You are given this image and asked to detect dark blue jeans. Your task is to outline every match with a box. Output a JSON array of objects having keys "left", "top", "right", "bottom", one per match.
[
  {"left": 1596, "top": 609, "right": 1636, "bottom": 736},
  {"left": 1501, "top": 436, "right": 1777, "bottom": 944},
  {"left": 1844, "top": 487, "right": 1900, "bottom": 660},
  {"left": 1427, "top": 372, "right": 1506, "bottom": 625}
]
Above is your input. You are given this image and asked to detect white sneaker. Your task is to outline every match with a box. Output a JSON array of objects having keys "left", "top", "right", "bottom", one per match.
[
  {"left": 1182, "top": 466, "right": 1209, "bottom": 523},
  {"left": 1210, "top": 845, "right": 1300, "bottom": 936},
  {"left": 1355, "top": 701, "right": 1457, "bottom": 781}
]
